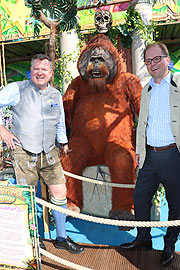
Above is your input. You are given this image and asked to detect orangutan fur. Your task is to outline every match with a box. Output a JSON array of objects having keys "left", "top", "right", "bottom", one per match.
[{"left": 60, "top": 34, "right": 142, "bottom": 219}]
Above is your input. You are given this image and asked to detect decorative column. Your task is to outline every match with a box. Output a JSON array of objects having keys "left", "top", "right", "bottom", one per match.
[
  {"left": 59, "top": 30, "right": 80, "bottom": 92},
  {"left": 131, "top": 0, "right": 153, "bottom": 87}
]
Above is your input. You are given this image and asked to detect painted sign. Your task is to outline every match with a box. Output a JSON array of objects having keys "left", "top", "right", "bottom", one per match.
[
  {"left": 0, "top": 0, "right": 50, "bottom": 41},
  {"left": 0, "top": 182, "right": 41, "bottom": 270},
  {"left": 78, "top": 2, "right": 129, "bottom": 30},
  {"left": 170, "top": 48, "right": 180, "bottom": 74},
  {"left": 0, "top": 0, "right": 180, "bottom": 41},
  {"left": 153, "top": 0, "right": 180, "bottom": 20}
]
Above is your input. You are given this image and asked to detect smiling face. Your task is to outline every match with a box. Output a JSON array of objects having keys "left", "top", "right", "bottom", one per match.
[
  {"left": 145, "top": 45, "right": 170, "bottom": 84},
  {"left": 30, "top": 58, "right": 52, "bottom": 90}
]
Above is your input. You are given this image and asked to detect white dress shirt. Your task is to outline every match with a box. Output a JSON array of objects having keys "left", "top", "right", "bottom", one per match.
[{"left": 146, "top": 73, "right": 175, "bottom": 147}]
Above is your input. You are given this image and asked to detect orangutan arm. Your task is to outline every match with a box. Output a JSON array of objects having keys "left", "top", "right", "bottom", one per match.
[
  {"left": 120, "top": 73, "right": 142, "bottom": 117},
  {"left": 63, "top": 76, "right": 81, "bottom": 136}
]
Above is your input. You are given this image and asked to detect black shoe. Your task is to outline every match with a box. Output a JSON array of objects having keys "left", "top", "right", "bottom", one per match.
[
  {"left": 160, "top": 245, "right": 175, "bottom": 267},
  {"left": 119, "top": 239, "right": 152, "bottom": 251},
  {"left": 39, "top": 235, "right": 46, "bottom": 250},
  {"left": 53, "top": 237, "right": 84, "bottom": 254}
]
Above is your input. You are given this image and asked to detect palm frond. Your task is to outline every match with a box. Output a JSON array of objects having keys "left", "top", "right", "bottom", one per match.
[
  {"left": 41, "top": 0, "right": 63, "bottom": 20},
  {"left": 59, "top": 16, "right": 77, "bottom": 31},
  {"left": 7, "top": 62, "right": 31, "bottom": 77},
  {"left": 25, "top": 0, "right": 78, "bottom": 32}
]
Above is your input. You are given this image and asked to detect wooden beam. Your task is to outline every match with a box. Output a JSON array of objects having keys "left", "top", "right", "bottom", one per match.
[
  {"left": 0, "top": 36, "right": 50, "bottom": 46},
  {"left": 77, "top": 0, "right": 132, "bottom": 11},
  {"left": 159, "top": 38, "right": 180, "bottom": 45},
  {"left": 5, "top": 55, "right": 35, "bottom": 64}
]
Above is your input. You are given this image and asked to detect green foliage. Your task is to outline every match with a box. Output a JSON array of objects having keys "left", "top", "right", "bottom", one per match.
[
  {"left": 33, "top": 20, "right": 42, "bottom": 37},
  {"left": 26, "top": 0, "right": 42, "bottom": 17},
  {"left": 153, "top": 186, "right": 166, "bottom": 207},
  {"left": 41, "top": 0, "right": 61, "bottom": 19},
  {"left": 55, "top": 29, "right": 80, "bottom": 93},
  {"left": 26, "top": 15, "right": 42, "bottom": 37},
  {"left": 117, "top": 6, "right": 157, "bottom": 48},
  {"left": 55, "top": 51, "right": 77, "bottom": 94},
  {"left": 6, "top": 61, "right": 31, "bottom": 83},
  {"left": 107, "top": 27, "right": 119, "bottom": 49},
  {"left": 76, "top": 23, "right": 87, "bottom": 50},
  {"left": 81, "top": 27, "right": 119, "bottom": 49},
  {"left": 25, "top": 0, "right": 78, "bottom": 33},
  {"left": 59, "top": 10, "right": 77, "bottom": 31}
]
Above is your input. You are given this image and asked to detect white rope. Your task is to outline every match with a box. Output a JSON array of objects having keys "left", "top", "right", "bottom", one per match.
[
  {"left": 2, "top": 162, "right": 136, "bottom": 188},
  {"left": 36, "top": 197, "right": 180, "bottom": 228},
  {"left": 40, "top": 248, "right": 93, "bottom": 270},
  {"left": 63, "top": 170, "right": 136, "bottom": 188}
]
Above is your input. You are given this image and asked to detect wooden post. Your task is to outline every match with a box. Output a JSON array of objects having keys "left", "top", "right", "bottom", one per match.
[
  {"left": 0, "top": 137, "right": 3, "bottom": 172},
  {"left": 40, "top": 177, "right": 50, "bottom": 237},
  {"left": 0, "top": 49, "right": 3, "bottom": 86},
  {"left": 2, "top": 43, "right": 7, "bottom": 86}
]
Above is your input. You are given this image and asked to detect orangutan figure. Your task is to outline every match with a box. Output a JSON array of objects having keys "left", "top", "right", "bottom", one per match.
[{"left": 61, "top": 34, "right": 142, "bottom": 220}]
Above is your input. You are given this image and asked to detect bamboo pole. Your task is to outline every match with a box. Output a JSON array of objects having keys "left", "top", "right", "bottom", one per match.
[
  {"left": 40, "top": 178, "right": 50, "bottom": 236},
  {"left": 30, "top": 186, "right": 41, "bottom": 270},
  {"left": 0, "top": 49, "right": 3, "bottom": 87},
  {"left": 2, "top": 43, "right": 7, "bottom": 86},
  {"left": 0, "top": 48, "right": 3, "bottom": 172}
]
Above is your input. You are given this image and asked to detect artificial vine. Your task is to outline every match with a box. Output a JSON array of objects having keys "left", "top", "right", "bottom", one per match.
[
  {"left": 153, "top": 185, "right": 166, "bottom": 207},
  {"left": 117, "top": 6, "right": 157, "bottom": 48},
  {"left": 55, "top": 27, "right": 81, "bottom": 94}
]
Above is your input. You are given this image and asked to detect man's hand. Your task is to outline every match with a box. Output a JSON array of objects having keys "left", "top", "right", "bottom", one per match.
[
  {"left": 135, "top": 154, "right": 140, "bottom": 167},
  {"left": 63, "top": 144, "right": 72, "bottom": 156},
  {"left": 0, "top": 125, "right": 20, "bottom": 149}
]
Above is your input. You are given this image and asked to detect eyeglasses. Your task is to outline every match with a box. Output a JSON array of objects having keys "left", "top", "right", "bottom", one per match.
[{"left": 144, "top": 56, "right": 168, "bottom": 65}]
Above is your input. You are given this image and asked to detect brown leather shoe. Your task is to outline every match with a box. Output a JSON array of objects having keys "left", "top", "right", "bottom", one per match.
[
  {"left": 119, "top": 239, "right": 152, "bottom": 251},
  {"left": 160, "top": 245, "right": 175, "bottom": 267},
  {"left": 53, "top": 237, "right": 84, "bottom": 254}
]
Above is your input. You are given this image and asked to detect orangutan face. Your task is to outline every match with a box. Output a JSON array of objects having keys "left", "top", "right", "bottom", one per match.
[{"left": 78, "top": 46, "right": 118, "bottom": 92}]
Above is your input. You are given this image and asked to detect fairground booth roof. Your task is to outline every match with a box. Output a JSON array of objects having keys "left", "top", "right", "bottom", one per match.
[{"left": 0, "top": 0, "right": 180, "bottom": 65}]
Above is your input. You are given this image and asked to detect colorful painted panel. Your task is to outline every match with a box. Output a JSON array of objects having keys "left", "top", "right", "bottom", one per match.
[
  {"left": 1, "top": 0, "right": 180, "bottom": 41},
  {"left": 152, "top": 0, "right": 180, "bottom": 21},
  {"left": 0, "top": 0, "right": 49, "bottom": 41},
  {"left": 170, "top": 48, "right": 180, "bottom": 73},
  {"left": 79, "top": 0, "right": 180, "bottom": 30},
  {"left": 78, "top": 3, "right": 129, "bottom": 30},
  {"left": 0, "top": 183, "right": 41, "bottom": 269}
]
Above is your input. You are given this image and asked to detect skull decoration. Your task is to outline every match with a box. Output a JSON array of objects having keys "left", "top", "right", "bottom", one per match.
[{"left": 94, "top": 10, "right": 112, "bottom": 34}]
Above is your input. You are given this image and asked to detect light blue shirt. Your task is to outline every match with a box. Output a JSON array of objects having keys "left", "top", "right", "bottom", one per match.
[
  {"left": 146, "top": 73, "right": 175, "bottom": 147},
  {"left": 0, "top": 82, "right": 68, "bottom": 144}
]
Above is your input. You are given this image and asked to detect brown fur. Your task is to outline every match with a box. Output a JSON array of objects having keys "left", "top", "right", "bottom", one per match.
[{"left": 61, "top": 34, "right": 142, "bottom": 216}]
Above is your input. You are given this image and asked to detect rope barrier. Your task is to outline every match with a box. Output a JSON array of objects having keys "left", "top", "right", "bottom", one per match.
[
  {"left": 36, "top": 197, "right": 180, "bottom": 228},
  {"left": 40, "top": 248, "right": 93, "bottom": 270},
  {"left": 36, "top": 169, "right": 180, "bottom": 268},
  {"left": 63, "top": 170, "right": 136, "bottom": 188}
]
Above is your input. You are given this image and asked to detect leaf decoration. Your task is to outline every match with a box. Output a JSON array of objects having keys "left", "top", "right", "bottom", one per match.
[
  {"left": 41, "top": 0, "right": 62, "bottom": 20},
  {"left": 59, "top": 7, "right": 77, "bottom": 31},
  {"left": 6, "top": 62, "right": 31, "bottom": 83},
  {"left": 59, "top": 16, "right": 77, "bottom": 31},
  {"left": 25, "top": 0, "right": 78, "bottom": 31}
]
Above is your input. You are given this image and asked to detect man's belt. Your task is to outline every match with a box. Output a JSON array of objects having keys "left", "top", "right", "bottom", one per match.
[{"left": 147, "top": 143, "right": 176, "bottom": 152}]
